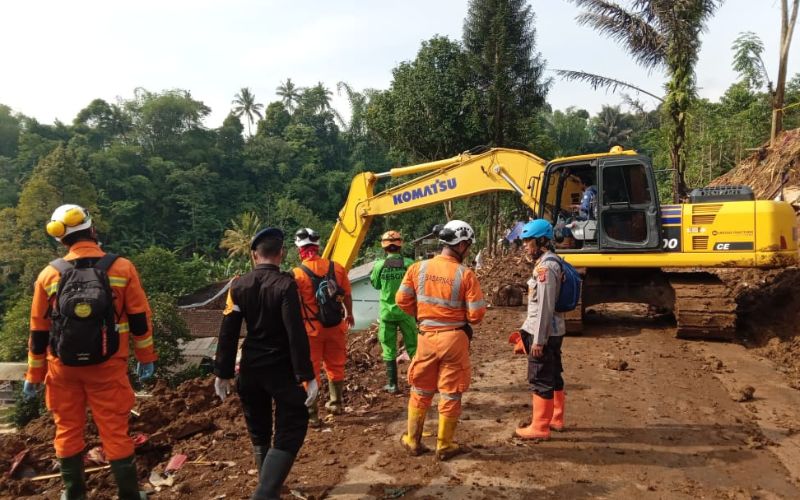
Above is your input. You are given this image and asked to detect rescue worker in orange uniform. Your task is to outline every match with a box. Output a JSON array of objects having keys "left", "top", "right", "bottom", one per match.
[
  {"left": 395, "top": 220, "right": 486, "bottom": 460},
  {"left": 292, "top": 228, "right": 354, "bottom": 425},
  {"left": 515, "top": 219, "right": 566, "bottom": 441},
  {"left": 22, "top": 204, "right": 156, "bottom": 500}
]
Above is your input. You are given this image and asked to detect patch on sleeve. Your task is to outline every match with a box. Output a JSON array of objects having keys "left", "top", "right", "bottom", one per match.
[
  {"left": 536, "top": 266, "right": 548, "bottom": 283},
  {"left": 222, "top": 289, "right": 239, "bottom": 316}
]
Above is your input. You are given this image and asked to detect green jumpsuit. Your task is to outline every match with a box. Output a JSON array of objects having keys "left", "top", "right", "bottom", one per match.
[{"left": 370, "top": 254, "right": 418, "bottom": 360}]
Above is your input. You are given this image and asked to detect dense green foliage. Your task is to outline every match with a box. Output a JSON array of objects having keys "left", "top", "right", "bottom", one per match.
[{"left": 0, "top": 1, "right": 797, "bottom": 380}]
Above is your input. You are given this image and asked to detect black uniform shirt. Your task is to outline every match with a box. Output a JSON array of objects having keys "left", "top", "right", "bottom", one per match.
[{"left": 214, "top": 264, "right": 314, "bottom": 382}]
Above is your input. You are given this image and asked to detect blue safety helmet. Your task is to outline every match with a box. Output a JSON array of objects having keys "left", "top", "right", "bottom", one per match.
[{"left": 521, "top": 219, "right": 554, "bottom": 240}]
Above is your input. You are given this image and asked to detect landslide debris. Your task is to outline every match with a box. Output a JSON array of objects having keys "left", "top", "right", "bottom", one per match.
[
  {"left": 0, "top": 326, "right": 399, "bottom": 499},
  {"left": 709, "top": 128, "right": 800, "bottom": 389}
]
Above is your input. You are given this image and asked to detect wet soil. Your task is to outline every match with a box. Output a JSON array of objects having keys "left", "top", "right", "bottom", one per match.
[{"left": 4, "top": 305, "right": 800, "bottom": 499}]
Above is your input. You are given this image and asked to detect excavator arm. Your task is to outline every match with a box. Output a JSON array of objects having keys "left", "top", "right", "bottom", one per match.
[{"left": 323, "top": 148, "right": 547, "bottom": 269}]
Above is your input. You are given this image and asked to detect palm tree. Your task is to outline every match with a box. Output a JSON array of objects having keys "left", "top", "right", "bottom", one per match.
[
  {"left": 301, "top": 82, "right": 333, "bottom": 114},
  {"left": 220, "top": 211, "right": 262, "bottom": 258},
  {"left": 335, "top": 81, "right": 372, "bottom": 137},
  {"left": 558, "top": 0, "right": 722, "bottom": 199},
  {"left": 231, "top": 87, "right": 263, "bottom": 137},
  {"left": 593, "top": 105, "right": 634, "bottom": 147},
  {"left": 276, "top": 78, "right": 301, "bottom": 112}
]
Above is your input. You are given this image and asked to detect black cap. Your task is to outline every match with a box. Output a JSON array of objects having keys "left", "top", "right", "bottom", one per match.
[{"left": 250, "top": 227, "right": 284, "bottom": 250}]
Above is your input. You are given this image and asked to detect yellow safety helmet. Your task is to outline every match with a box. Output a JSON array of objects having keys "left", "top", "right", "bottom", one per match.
[
  {"left": 380, "top": 230, "right": 403, "bottom": 249},
  {"left": 46, "top": 204, "right": 92, "bottom": 241}
]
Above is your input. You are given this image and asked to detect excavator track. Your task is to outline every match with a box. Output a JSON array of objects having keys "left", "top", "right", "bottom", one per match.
[{"left": 666, "top": 271, "right": 737, "bottom": 340}]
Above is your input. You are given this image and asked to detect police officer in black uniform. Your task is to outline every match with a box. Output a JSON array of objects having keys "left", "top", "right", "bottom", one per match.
[{"left": 214, "top": 227, "right": 318, "bottom": 500}]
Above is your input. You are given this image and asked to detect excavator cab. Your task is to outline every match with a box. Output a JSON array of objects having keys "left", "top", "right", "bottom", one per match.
[{"left": 540, "top": 153, "right": 662, "bottom": 253}]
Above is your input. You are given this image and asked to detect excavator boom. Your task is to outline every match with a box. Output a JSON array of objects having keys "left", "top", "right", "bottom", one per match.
[{"left": 323, "top": 148, "right": 547, "bottom": 268}]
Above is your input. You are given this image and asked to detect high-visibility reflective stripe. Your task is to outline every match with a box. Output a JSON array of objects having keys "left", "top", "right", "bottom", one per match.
[
  {"left": 28, "top": 355, "right": 45, "bottom": 368},
  {"left": 420, "top": 319, "right": 466, "bottom": 328},
  {"left": 134, "top": 336, "right": 153, "bottom": 349},
  {"left": 467, "top": 299, "right": 486, "bottom": 311},
  {"left": 398, "top": 284, "right": 415, "bottom": 296},
  {"left": 108, "top": 276, "right": 128, "bottom": 287},
  {"left": 440, "top": 392, "right": 462, "bottom": 401},
  {"left": 117, "top": 322, "right": 130, "bottom": 333},
  {"left": 451, "top": 265, "right": 465, "bottom": 304},
  {"left": 45, "top": 282, "right": 59, "bottom": 296},
  {"left": 417, "top": 294, "right": 465, "bottom": 309},
  {"left": 416, "top": 261, "right": 429, "bottom": 296},
  {"left": 411, "top": 386, "right": 435, "bottom": 396}
]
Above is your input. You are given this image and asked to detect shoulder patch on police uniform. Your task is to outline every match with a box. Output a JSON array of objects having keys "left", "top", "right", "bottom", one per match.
[{"left": 536, "top": 266, "right": 547, "bottom": 283}]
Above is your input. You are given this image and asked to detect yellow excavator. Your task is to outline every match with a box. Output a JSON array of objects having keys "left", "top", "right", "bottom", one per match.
[{"left": 323, "top": 147, "right": 798, "bottom": 339}]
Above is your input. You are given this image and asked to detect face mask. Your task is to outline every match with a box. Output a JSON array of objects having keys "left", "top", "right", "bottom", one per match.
[{"left": 299, "top": 245, "right": 319, "bottom": 261}]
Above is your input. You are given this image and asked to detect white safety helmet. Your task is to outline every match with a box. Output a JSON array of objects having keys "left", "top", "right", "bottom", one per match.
[
  {"left": 294, "top": 227, "right": 321, "bottom": 248},
  {"left": 46, "top": 204, "right": 93, "bottom": 242},
  {"left": 438, "top": 220, "right": 475, "bottom": 246}
]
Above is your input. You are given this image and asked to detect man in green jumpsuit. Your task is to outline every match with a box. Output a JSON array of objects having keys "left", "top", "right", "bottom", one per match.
[{"left": 370, "top": 230, "right": 418, "bottom": 393}]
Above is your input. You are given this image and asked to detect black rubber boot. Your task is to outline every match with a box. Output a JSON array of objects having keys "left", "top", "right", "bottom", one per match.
[
  {"left": 109, "top": 455, "right": 146, "bottom": 500},
  {"left": 251, "top": 448, "right": 295, "bottom": 500},
  {"left": 253, "top": 445, "right": 268, "bottom": 477},
  {"left": 59, "top": 453, "right": 86, "bottom": 500},
  {"left": 325, "top": 380, "right": 344, "bottom": 414},
  {"left": 383, "top": 360, "right": 398, "bottom": 394}
]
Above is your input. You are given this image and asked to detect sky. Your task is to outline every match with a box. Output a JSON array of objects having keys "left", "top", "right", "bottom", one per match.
[{"left": 0, "top": 0, "right": 795, "bottom": 128}]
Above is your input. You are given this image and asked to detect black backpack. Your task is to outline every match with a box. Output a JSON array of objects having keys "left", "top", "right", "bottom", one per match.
[
  {"left": 49, "top": 254, "right": 120, "bottom": 366},
  {"left": 299, "top": 261, "right": 345, "bottom": 328}
]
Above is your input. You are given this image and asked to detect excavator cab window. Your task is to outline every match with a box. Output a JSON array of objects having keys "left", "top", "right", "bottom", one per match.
[
  {"left": 541, "top": 154, "right": 662, "bottom": 253},
  {"left": 597, "top": 156, "right": 661, "bottom": 250}
]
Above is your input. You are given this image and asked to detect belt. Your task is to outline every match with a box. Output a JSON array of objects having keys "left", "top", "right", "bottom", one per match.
[{"left": 419, "top": 328, "right": 465, "bottom": 336}]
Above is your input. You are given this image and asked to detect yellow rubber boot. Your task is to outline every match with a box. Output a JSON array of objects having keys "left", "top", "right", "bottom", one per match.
[
  {"left": 400, "top": 405, "right": 428, "bottom": 456},
  {"left": 435, "top": 416, "right": 464, "bottom": 461},
  {"left": 551, "top": 390, "right": 565, "bottom": 432}
]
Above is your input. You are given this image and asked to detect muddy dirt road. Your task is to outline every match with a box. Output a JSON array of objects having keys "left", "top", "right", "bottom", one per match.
[
  {"left": 4, "top": 306, "right": 800, "bottom": 499},
  {"left": 312, "top": 307, "right": 800, "bottom": 500}
]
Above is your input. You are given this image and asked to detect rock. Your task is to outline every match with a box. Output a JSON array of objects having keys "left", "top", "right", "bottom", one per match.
[
  {"left": 733, "top": 386, "right": 756, "bottom": 402},
  {"left": 492, "top": 284, "right": 525, "bottom": 307},
  {"left": 604, "top": 358, "right": 629, "bottom": 371}
]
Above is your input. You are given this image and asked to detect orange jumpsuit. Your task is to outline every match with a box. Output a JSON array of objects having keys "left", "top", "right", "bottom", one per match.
[
  {"left": 292, "top": 256, "right": 352, "bottom": 384},
  {"left": 26, "top": 241, "right": 156, "bottom": 460},
  {"left": 395, "top": 255, "right": 486, "bottom": 417}
]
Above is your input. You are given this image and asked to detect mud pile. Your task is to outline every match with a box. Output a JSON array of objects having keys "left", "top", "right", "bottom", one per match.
[
  {"left": 716, "top": 267, "right": 800, "bottom": 389},
  {"left": 0, "top": 326, "right": 400, "bottom": 499},
  {"left": 710, "top": 128, "right": 800, "bottom": 203},
  {"left": 476, "top": 249, "right": 531, "bottom": 306}
]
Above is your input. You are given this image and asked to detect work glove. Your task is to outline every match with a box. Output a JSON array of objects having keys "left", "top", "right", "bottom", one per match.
[
  {"left": 136, "top": 362, "right": 155, "bottom": 381},
  {"left": 22, "top": 381, "right": 41, "bottom": 401},
  {"left": 215, "top": 377, "right": 232, "bottom": 402},
  {"left": 304, "top": 378, "right": 319, "bottom": 407}
]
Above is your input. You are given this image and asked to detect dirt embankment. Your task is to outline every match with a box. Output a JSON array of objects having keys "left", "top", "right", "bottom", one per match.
[{"left": 711, "top": 128, "right": 800, "bottom": 202}]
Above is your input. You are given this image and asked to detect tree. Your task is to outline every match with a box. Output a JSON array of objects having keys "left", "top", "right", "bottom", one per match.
[
  {"left": 592, "top": 105, "right": 634, "bottom": 148},
  {"left": 232, "top": 87, "right": 264, "bottom": 137},
  {"left": 125, "top": 88, "right": 211, "bottom": 157},
  {"left": 732, "top": 2, "right": 799, "bottom": 145},
  {"left": 367, "top": 36, "right": 483, "bottom": 161},
  {"left": 0, "top": 104, "right": 21, "bottom": 158},
  {"left": 563, "top": 0, "right": 722, "bottom": 200},
  {"left": 732, "top": 32, "right": 772, "bottom": 92},
  {"left": 276, "top": 78, "right": 301, "bottom": 112},
  {"left": 463, "top": 0, "right": 550, "bottom": 253},
  {"left": 220, "top": 211, "right": 261, "bottom": 258},
  {"left": 774, "top": 0, "right": 800, "bottom": 143},
  {"left": 463, "top": 0, "right": 550, "bottom": 147},
  {"left": 300, "top": 83, "right": 334, "bottom": 114}
]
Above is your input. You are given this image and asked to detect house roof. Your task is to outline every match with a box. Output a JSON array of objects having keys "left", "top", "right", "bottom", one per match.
[
  {"left": 0, "top": 363, "right": 27, "bottom": 381},
  {"left": 349, "top": 261, "right": 375, "bottom": 282}
]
